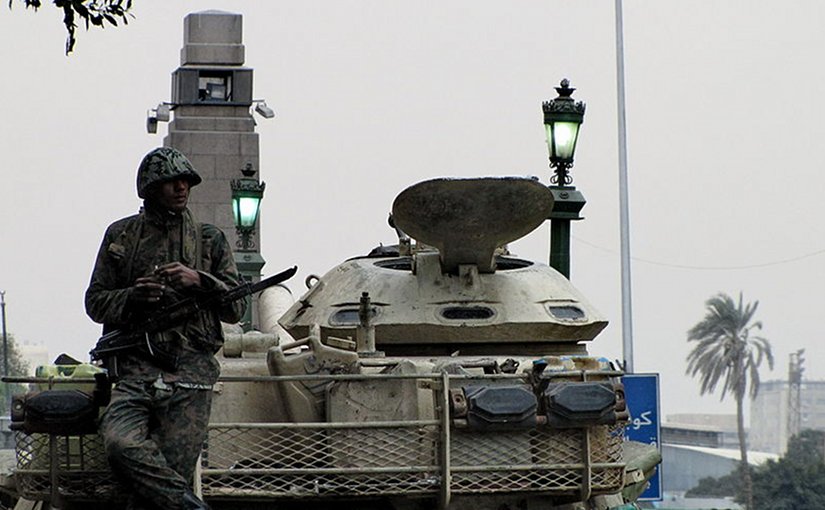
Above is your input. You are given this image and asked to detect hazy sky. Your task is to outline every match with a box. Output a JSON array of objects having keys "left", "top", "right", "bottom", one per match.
[{"left": 1, "top": 1, "right": 824, "bottom": 420}]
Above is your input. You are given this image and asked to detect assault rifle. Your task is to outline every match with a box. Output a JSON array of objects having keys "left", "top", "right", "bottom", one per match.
[{"left": 90, "top": 265, "right": 298, "bottom": 376}]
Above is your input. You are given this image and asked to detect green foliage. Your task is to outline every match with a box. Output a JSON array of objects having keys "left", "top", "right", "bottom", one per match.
[
  {"left": 750, "top": 430, "right": 825, "bottom": 510},
  {"left": 685, "top": 432, "right": 825, "bottom": 510},
  {"left": 785, "top": 429, "right": 825, "bottom": 465},
  {"left": 0, "top": 333, "right": 32, "bottom": 414},
  {"left": 686, "top": 292, "right": 774, "bottom": 402},
  {"left": 9, "top": 0, "right": 134, "bottom": 54},
  {"left": 685, "top": 467, "right": 743, "bottom": 498}
]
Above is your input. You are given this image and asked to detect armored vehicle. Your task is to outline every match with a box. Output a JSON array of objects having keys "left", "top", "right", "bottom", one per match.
[{"left": 5, "top": 176, "right": 658, "bottom": 510}]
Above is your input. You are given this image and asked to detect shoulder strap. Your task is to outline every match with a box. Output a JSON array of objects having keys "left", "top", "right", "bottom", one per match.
[
  {"left": 124, "top": 214, "right": 145, "bottom": 283},
  {"left": 196, "top": 222, "right": 204, "bottom": 272}
]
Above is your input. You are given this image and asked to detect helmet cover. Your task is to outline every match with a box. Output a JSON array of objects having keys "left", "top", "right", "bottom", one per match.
[{"left": 136, "top": 147, "right": 202, "bottom": 199}]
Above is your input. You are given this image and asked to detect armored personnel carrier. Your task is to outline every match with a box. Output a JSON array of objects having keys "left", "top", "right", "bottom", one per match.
[{"left": 6, "top": 176, "right": 658, "bottom": 510}]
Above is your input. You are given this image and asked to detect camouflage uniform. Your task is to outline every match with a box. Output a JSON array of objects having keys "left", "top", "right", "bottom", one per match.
[{"left": 85, "top": 147, "right": 245, "bottom": 510}]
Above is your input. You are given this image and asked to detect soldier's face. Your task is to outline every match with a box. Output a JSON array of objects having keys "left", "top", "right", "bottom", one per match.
[{"left": 151, "top": 178, "right": 190, "bottom": 212}]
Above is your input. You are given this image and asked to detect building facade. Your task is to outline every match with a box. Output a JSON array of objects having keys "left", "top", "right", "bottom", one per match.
[{"left": 749, "top": 379, "right": 825, "bottom": 454}]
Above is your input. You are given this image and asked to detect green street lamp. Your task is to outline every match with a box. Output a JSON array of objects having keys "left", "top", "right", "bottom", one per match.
[
  {"left": 231, "top": 163, "right": 266, "bottom": 332},
  {"left": 543, "top": 79, "right": 586, "bottom": 279},
  {"left": 231, "top": 163, "right": 266, "bottom": 251},
  {"left": 543, "top": 78, "right": 586, "bottom": 186}
]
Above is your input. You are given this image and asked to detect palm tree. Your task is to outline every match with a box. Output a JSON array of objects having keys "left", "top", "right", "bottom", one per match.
[{"left": 686, "top": 292, "right": 774, "bottom": 510}]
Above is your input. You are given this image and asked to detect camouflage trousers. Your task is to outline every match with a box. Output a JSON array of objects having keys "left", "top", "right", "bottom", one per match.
[{"left": 100, "top": 377, "right": 212, "bottom": 510}]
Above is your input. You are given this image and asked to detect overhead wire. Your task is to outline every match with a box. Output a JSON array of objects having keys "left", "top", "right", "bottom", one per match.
[{"left": 573, "top": 236, "right": 825, "bottom": 271}]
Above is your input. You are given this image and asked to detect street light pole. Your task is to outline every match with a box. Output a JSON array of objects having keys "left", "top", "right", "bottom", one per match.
[
  {"left": 1, "top": 291, "right": 9, "bottom": 403},
  {"left": 547, "top": 188, "right": 586, "bottom": 279},
  {"left": 615, "top": 0, "right": 635, "bottom": 373},
  {"left": 231, "top": 163, "right": 267, "bottom": 331},
  {"left": 543, "top": 80, "right": 586, "bottom": 279}
]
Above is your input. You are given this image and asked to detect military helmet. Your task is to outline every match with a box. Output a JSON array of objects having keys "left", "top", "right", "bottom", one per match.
[{"left": 136, "top": 147, "right": 203, "bottom": 199}]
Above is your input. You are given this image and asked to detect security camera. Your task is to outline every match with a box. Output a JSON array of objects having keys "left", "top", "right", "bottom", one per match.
[
  {"left": 146, "top": 111, "right": 158, "bottom": 134},
  {"left": 255, "top": 101, "right": 275, "bottom": 119}
]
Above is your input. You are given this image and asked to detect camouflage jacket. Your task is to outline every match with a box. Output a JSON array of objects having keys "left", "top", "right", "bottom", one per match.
[{"left": 85, "top": 203, "right": 245, "bottom": 385}]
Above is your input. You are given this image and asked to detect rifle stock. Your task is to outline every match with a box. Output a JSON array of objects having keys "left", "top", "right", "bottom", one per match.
[{"left": 90, "top": 265, "right": 298, "bottom": 374}]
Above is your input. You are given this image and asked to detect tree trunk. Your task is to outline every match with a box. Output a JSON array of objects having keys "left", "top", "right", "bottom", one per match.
[{"left": 737, "top": 394, "right": 753, "bottom": 510}]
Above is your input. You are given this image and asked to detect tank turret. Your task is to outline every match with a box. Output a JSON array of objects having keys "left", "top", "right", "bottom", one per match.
[{"left": 280, "top": 177, "right": 607, "bottom": 356}]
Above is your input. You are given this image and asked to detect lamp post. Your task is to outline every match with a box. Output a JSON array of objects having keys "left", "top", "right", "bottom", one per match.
[
  {"left": 787, "top": 349, "right": 805, "bottom": 446},
  {"left": 1, "top": 291, "right": 9, "bottom": 404},
  {"left": 231, "top": 163, "right": 266, "bottom": 331},
  {"left": 543, "top": 79, "right": 586, "bottom": 279}
]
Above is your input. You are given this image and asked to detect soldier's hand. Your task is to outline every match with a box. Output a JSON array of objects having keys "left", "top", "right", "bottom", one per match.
[
  {"left": 129, "top": 277, "right": 165, "bottom": 304},
  {"left": 155, "top": 262, "right": 202, "bottom": 290}
]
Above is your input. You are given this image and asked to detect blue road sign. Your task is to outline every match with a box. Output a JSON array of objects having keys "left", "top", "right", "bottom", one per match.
[{"left": 623, "top": 373, "right": 662, "bottom": 501}]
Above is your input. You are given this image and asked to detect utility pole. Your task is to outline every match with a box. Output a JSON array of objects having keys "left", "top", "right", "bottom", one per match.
[
  {"left": 1, "top": 291, "right": 9, "bottom": 404},
  {"left": 787, "top": 349, "right": 804, "bottom": 449},
  {"left": 614, "top": 0, "right": 635, "bottom": 373}
]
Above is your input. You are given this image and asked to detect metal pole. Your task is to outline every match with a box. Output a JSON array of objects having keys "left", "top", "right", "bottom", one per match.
[
  {"left": 615, "top": 0, "right": 635, "bottom": 372},
  {"left": 1, "top": 291, "right": 9, "bottom": 403},
  {"left": 549, "top": 217, "right": 572, "bottom": 279}
]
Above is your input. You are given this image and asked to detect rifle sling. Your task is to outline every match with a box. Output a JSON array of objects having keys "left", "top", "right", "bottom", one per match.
[{"left": 93, "top": 333, "right": 178, "bottom": 373}]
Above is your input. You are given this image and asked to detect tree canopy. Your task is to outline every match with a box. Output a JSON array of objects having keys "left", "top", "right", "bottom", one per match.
[
  {"left": 686, "top": 292, "right": 773, "bottom": 402},
  {"left": 687, "top": 431, "right": 825, "bottom": 510},
  {"left": 686, "top": 465, "right": 743, "bottom": 499},
  {"left": 0, "top": 333, "right": 32, "bottom": 414},
  {"left": 9, "top": 0, "right": 133, "bottom": 54}
]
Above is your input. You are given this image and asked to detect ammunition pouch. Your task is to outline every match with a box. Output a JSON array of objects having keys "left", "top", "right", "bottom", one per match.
[{"left": 10, "top": 372, "right": 111, "bottom": 435}]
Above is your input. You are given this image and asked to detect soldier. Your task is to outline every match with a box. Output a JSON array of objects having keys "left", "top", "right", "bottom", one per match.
[{"left": 85, "top": 147, "right": 245, "bottom": 510}]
